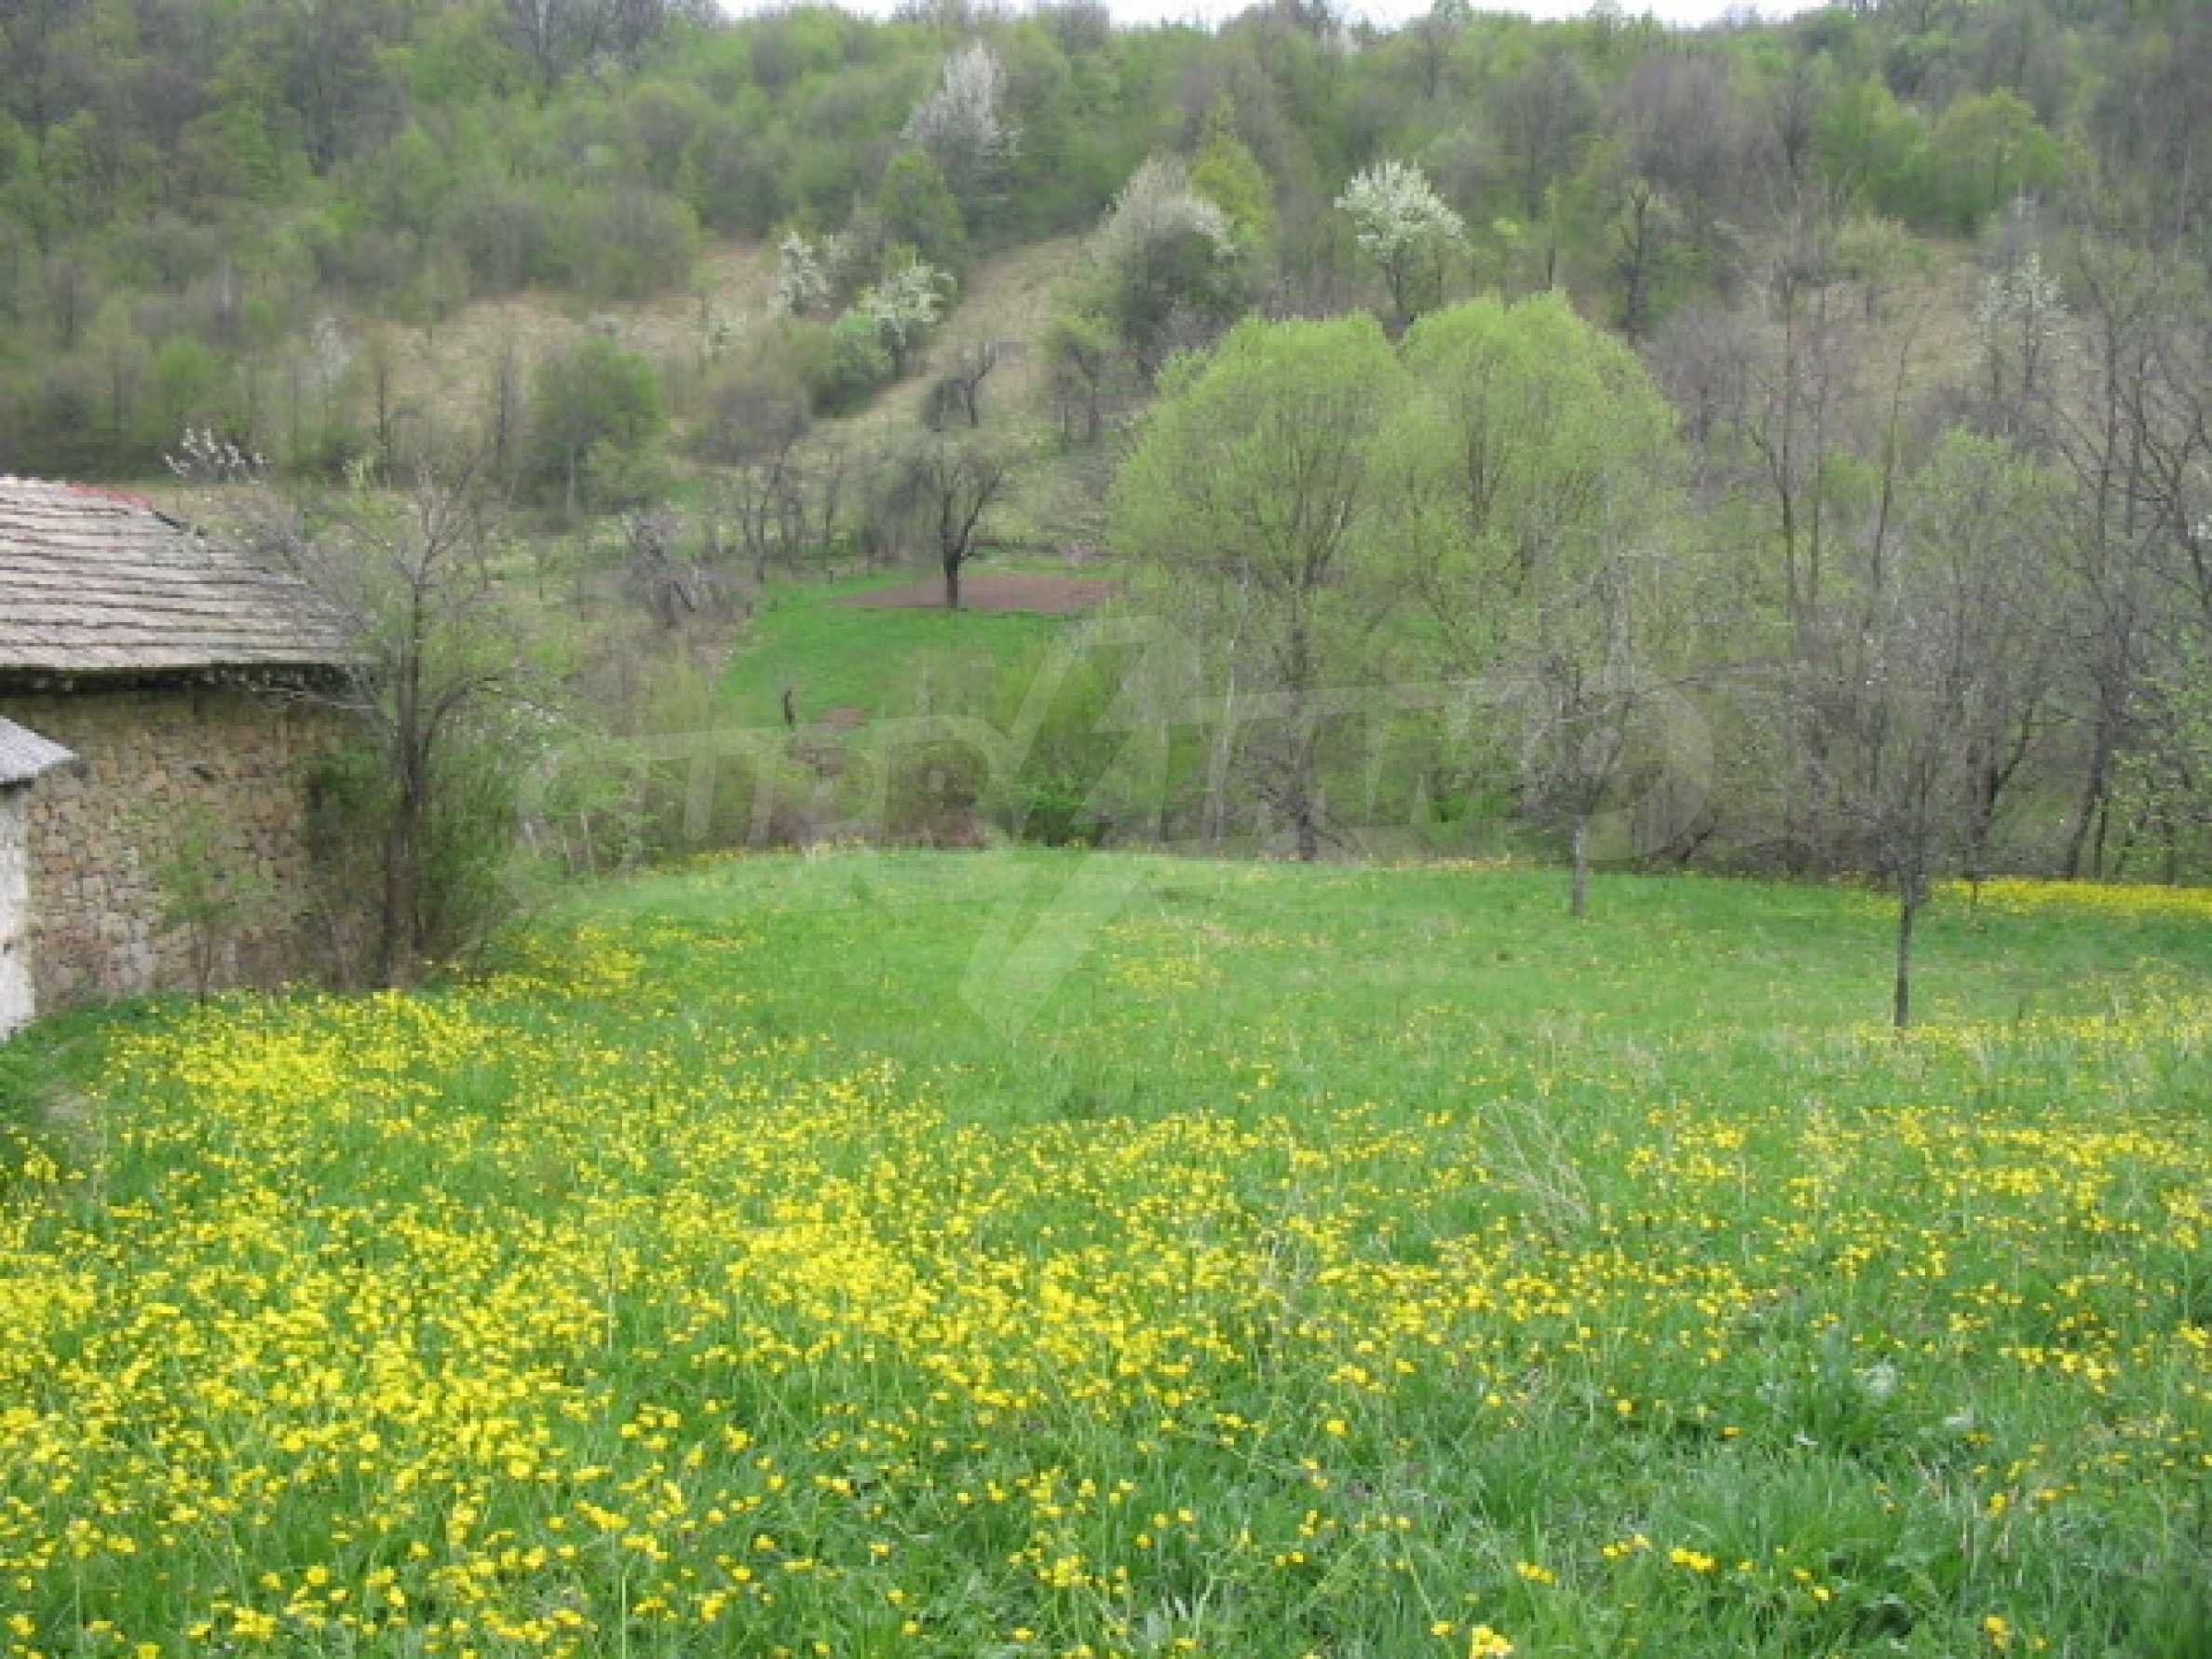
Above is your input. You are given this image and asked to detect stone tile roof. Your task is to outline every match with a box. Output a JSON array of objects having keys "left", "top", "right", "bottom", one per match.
[
  {"left": 0, "top": 478, "right": 351, "bottom": 676},
  {"left": 0, "top": 717, "right": 73, "bottom": 788}
]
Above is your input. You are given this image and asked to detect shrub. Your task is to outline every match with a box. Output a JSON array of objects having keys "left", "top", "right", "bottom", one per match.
[
  {"left": 524, "top": 336, "right": 665, "bottom": 510},
  {"left": 809, "top": 311, "right": 895, "bottom": 415}
]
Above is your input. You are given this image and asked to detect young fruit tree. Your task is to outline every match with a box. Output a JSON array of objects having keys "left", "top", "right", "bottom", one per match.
[
  {"left": 1112, "top": 313, "right": 1410, "bottom": 861},
  {"left": 1792, "top": 430, "right": 2062, "bottom": 1027}
]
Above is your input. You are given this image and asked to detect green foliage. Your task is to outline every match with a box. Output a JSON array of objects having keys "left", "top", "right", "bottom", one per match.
[
  {"left": 0, "top": 0, "right": 2153, "bottom": 490},
  {"left": 564, "top": 190, "right": 701, "bottom": 302},
  {"left": 812, "top": 311, "right": 897, "bottom": 415},
  {"left": 1925, "top": 90, "right": 2065, "bottom": 232},
  {"left": 306, "top": 730, "right": 522, "bottom": 979},
  {"left": 1115, "top": 313, "right": 1412, "bottom": 857},
  {"left": 1085, "top": 156, "right": 1250, "bottom": 375},
  {"left": 524, "top": 337, "right": 666, "bottom": 511},
  {"left": 1394, "top": 292, "right": 1679, "bottom": 661},
  {"left": 151, "top": 335, "right": 228, "bottom": 440},
  {"left": 1188, "top": 97, "right": 1276, "bottom": 251},
  {"left": 874, "top": 148, "right": 970, "bottom": 278},
  {"left": 1815, "top": 76, "right": 1928, "bottom": 211}
]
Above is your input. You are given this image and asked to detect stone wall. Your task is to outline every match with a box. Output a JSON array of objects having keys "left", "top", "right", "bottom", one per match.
[{"left": 0, "top": 683, "right": 350, "bottom": 1006}]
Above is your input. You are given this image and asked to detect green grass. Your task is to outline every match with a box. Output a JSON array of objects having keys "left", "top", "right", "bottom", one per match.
[
  {"left": 4, "top": 852, "right": 2210, "bottom": 1657},
  {"left": 719, "top": 572, "right": 1079, "bottom": 730}
]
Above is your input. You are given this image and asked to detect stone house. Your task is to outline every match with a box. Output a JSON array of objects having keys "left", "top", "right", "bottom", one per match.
[{"left": 0, "top": 478, "right": 354, "bottom": 1030}]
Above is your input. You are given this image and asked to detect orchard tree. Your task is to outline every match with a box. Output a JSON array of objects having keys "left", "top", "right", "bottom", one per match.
[
  {"left": 1113, "top": 314, "right": 1410, "bottom": 861},
  {"left": 1797, "top": 432, "right": 2062, "bottom": 1027},
  {"left": 1337, "top": 158, "right": 1464, "bottom": 326},
  {"left": 770, "top": 232, "right": 834, "bottom": 318},
  {"left": 894, "top": 433, "right": 1013, "bottom": 609},
  {"left": 1927, "top": 90, "right": 2064, "bottom": 232}
]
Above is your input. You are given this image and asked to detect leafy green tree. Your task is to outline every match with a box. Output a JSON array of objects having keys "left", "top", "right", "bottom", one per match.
[
  {"left": 525, "top": 336, "right": 665, "bottom": 515},
  {"left": 1113, "top": 314, "right": 1410, "bottom": 861},
  {"left": 810, "top": 312, "right": 894, "bottom": 414},
  {"left": 874, "top": 148, "right": 970, "bottom": 277},
  {"left": 1814, "top": 76, "right": 1926, "bottom": 212},
  {"left": 1394, "top": 292, "right": 1683, "bottom": 914},
  {"left": 152, "top": 335, "right": 226, "bottom": 440},
  {"left": 1926, "top": 90, "right": 2065, "bottom": 232},
  {"left": 1042, "top": 306, "right": 1118, "bottom": 442},
  {"left": 1188, "top": 97, "right": 1275, "bottom": 252}
]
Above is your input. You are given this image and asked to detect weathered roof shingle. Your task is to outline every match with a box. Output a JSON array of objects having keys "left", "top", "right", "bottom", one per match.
[
  {"left": 0, "top": 478, "right": 350, "bottom": 676},
  {"left": 0, "top": 717, "right": 74, "bottom": 788}
]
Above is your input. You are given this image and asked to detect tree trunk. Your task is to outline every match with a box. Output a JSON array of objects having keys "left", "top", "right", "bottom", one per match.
[
  {"left": 1570, "top": 816, "right": 1591, "bottom": 919},
  {"left": 380, "top": 796, "right": 420, "bottom": 989},
  {"left": 943, "top": 555, "right": 960, "bottom": 610},
  {"left": 2063, "top": 726, "right": 2114, "bottom": 878},
  {"left": 1892, "top": 879, "right": 1918, "bottom": 1032}
]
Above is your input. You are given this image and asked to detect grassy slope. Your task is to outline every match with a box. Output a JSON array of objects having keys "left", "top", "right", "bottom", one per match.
[
  {"left": 718, "top": 571, "right": 1079, "bottom": 729},
  {"left": 5, "top": 852, "right": 2210, "bottom": 1655}
]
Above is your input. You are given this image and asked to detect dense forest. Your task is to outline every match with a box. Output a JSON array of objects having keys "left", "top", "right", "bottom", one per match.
[{"left": 4, "top": 0, "right": 2210, "bottom": 974}]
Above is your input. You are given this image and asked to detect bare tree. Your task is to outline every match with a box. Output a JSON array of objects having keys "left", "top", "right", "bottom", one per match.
[
  {"left": 1492, "top": 46, "right": 1595, "bottom": 223},
  {"left": 1405, "top": 0, "right": 1469, "bottom": 102},
  {"left": 1794, "top": 432, "right": 2059, "bottom": 1027},
  {"left": 174, "top": 441, "right": 537, "bottom": 986},
  {"left": 924, "top": 340, "right": 1011, "bottom": 430},
  {"left": 502, "top": 0, "right": 698, "bottom": 86},
  {"left": 1611, "top": 176, "right": 1678, "bottom": 342},
  {"left": 895, "top": 435, "right": 1014, "bottom": 609},
  {"left": 2039, "top": 238, "right": 2177, "bottom": 877},
  {"left": 622, "top": 509, "right": 714, "bottom": 629}
]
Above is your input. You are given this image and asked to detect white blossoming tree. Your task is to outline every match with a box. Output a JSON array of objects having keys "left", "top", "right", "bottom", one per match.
[
  {"left": 770, "top": 233, "right": 831, "bottom": 318},
  {"left": 1090, "top": 156, "right": 1245, "bottom": 373},
  {"left": 1338, "top": 158, "right": 1465, "bottom": 324},
  {"left": 1975, "top": 249, "right": 2064, "bottom": 409},
  {"left": 904, "top": 43, "right": 1017, "bottom": 204},
  {"left": 854, "top": 260, "right": 955, "bottom": 375}
]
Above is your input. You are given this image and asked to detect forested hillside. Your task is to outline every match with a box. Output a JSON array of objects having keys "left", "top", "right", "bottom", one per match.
[
  {"left": 5, "top": 0, "right": 2210, "bottom": 968},
  {"left": 5, "top": 0, "right": 2200, "bottom": 483}
]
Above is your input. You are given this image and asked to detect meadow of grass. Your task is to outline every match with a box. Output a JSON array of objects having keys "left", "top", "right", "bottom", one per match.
[
  {"left": 2, "top": 852, "right": 2209, "bottom": 1658},
  {"left": 719, "top": 574, "right": 1078, "bottom": 731}
]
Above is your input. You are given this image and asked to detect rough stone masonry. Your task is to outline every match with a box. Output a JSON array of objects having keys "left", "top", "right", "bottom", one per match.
[{"left": 0, "top": 686, "right": 346, "bottom": 1005}]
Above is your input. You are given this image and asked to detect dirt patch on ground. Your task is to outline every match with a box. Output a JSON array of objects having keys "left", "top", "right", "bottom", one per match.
[{"left": 838, "top": 573, "right": 1120, "bottom": 614}]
